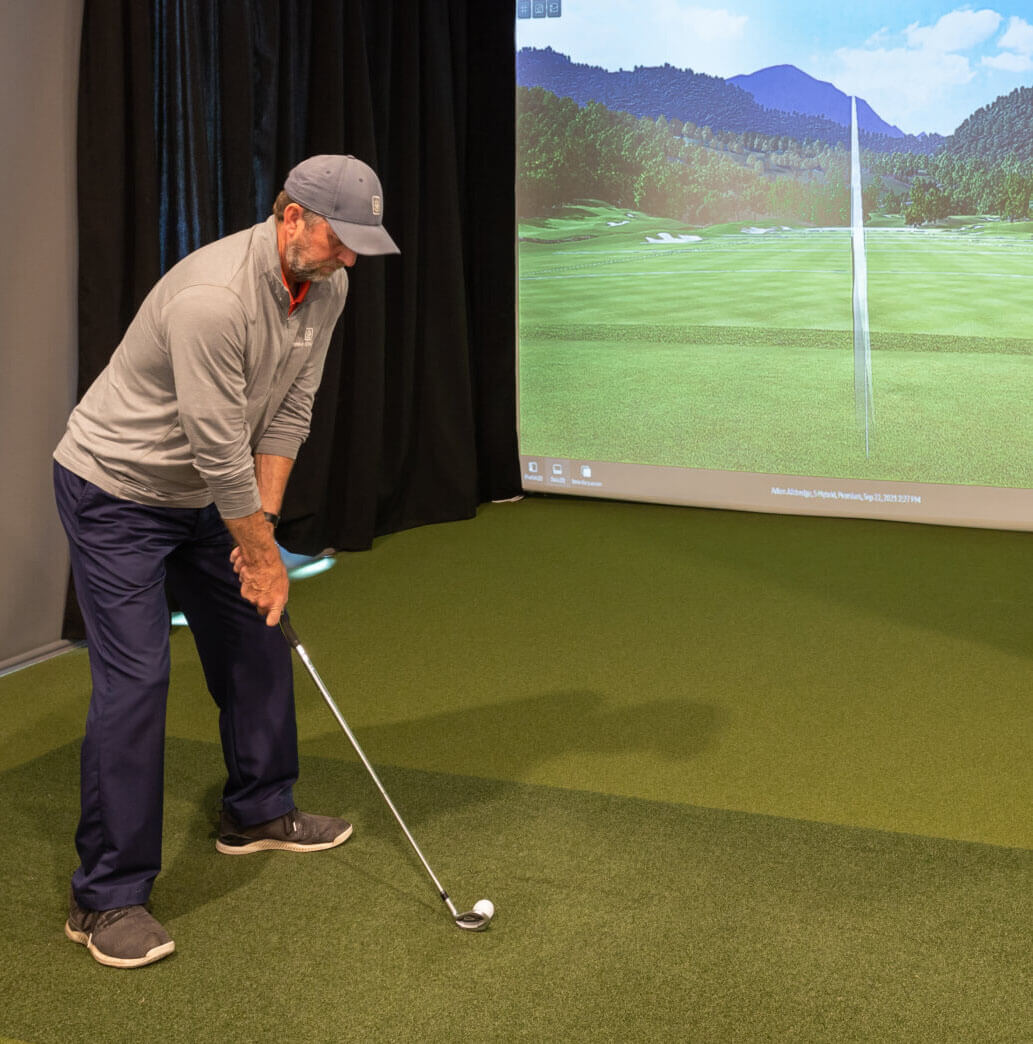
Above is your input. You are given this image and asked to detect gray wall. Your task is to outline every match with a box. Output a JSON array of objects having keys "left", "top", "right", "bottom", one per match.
[{"left": 0, "top": 0, "right": 84, "bottom": 670}]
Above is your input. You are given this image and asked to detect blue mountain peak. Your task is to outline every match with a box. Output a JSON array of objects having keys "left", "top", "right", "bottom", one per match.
[{"left": 729, "top": 64, "right": 904, "bottom": 138}]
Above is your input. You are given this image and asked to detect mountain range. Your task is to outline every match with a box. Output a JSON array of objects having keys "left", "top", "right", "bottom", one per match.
[
  {"left": 728, "top": 65, "right": 904, "bottom": 139},
  {"left": 517, "top": 47, "right": 942, "bottom": 154}
]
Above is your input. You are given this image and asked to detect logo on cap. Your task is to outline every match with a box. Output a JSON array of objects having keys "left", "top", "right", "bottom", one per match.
[{"left": 371, "top": 195, "right": 382, "bottom": 217}]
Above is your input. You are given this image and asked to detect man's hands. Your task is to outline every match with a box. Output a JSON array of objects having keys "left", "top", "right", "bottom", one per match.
[
  {"left": 225, "top": 510, "right": 289, "bottom": 626},
  {"left": 222, "top": 453, "right": 295, "bottom": 626}
]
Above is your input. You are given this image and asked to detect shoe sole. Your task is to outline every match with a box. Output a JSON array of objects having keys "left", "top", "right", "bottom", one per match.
[
  {"left": 65, "top": 922, "right": 175, "bottom": 969},
  {"left": 215, "top": 822, "right": 353, "bottom": 856}
]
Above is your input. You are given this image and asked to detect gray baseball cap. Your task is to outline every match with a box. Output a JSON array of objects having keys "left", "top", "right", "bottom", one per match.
[{"left": 284, "top": 154, "right": 400, "bottom": 255}]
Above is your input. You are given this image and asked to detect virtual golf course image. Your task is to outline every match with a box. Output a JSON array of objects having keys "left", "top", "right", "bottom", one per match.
[{"left": 518, "top": 202, "right": 1033, "bottom": 487}]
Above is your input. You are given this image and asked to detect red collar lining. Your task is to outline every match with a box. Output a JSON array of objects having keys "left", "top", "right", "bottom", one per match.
[{"left": 282, "top": 272, "right": 312, "bottom": 316}]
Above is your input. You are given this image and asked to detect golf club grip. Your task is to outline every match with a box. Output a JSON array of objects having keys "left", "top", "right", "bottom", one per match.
[{"left": 279, "top": 612, "right": 301, "bottom": 648}]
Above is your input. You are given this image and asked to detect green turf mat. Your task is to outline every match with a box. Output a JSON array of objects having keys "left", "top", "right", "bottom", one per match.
[
  {"left": 11, "top": 498, "right": 1033, "bottom": 852},
  {"left": 272, "top": 498, "right": 1033, "bottom": 851},
  {"left": 3, "top": 736, "right": 1033, "bottom": 1043},
  {"left": 6, "top": 497, "right": 1033, "bottom": 1040}
]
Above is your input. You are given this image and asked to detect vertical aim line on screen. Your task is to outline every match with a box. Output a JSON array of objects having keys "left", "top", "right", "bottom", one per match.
[{"left": 850, "top": 96, "right": 874, "bottom": 457}]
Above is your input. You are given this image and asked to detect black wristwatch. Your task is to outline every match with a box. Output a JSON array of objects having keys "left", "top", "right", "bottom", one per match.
[{"left": 264, "top": 511, "right": 280, "bottom": 528}]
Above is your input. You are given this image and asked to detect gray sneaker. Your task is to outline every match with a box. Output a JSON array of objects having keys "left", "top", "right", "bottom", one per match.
[
  {"left": 215, "top": 808, "right": 353, "bottom": 855},
  {"left": 65, "top": 893, "right": 175, "bottom": 968}
]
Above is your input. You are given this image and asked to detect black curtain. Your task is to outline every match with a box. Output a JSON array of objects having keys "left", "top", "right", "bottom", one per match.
[{"left": 75, "top": 0, "right": 519, "bottom": 565}]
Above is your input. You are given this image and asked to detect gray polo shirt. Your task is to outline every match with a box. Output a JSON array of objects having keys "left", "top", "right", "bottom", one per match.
[{"left": 55, "top": 216, "right": 348, "bottom": 519}]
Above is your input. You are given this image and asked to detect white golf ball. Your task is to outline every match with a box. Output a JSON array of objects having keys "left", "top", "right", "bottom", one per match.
[{"left": 473, "top": 899, "right": 495, "bottom": 919}]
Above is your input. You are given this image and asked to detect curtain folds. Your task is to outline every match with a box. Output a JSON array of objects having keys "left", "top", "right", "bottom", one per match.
[{"left": 75, "top": 0, "right": 519, "bottom": 565}]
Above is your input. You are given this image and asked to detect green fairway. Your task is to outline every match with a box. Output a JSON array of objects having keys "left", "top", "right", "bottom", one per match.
[{"left": 518, "top": 203, "right": 1033, "bottom": 485}]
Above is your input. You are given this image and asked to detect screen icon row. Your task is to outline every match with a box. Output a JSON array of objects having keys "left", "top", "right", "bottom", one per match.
[
  {"left": 523, "top": 459, "right": 602, "bottom": 489},
  {"left": 517, "top": 1, "right": 561, "bottom": 19}
]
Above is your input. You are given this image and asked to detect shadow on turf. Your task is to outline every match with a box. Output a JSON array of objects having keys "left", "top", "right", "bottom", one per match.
[
  {"left": 6, "top": 736, "right": 527, "bottom": 928},
  {"left": 6, "top": 684, "right": 724, "bottom": 929},
  {"left": 322, "top": 688, "right": 724, "bottom": 780},
  {"left": 3, "top": 740, "right": 271, "bottom": 928}
]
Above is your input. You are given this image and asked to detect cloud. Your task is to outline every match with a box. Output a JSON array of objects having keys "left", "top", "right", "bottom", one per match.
[
  {"left": 833, "top": 46, "right": 975, "bottom": 99},
  {"left": 826, "top": 8, "right": 1020, "bottom": 134},
  {"left": 998, "top": 15, "right": 1033, "bottom": 55},
  {"left": 653, "top": 1, "right": 748, "bottom": 43},
  {"left": 516, "top": 1, "right": 750, "bottom": 75},
  {"left": 830, "top": 45, "right": 976, "bottom": 133},
  {"left": 982, "top": 50, "right": 1033, "bottom": 71},
  {"left": 976, "top": 15, "right": 1033, "bottom": 75},
  {"left": 643, "top": 0, "right": 743, "bottom": 53},
  {"left": 904, "top": 8, "right": 1002, "bottom": 52},
  {"left": 864, "top": 27, "right": 892, "bottom": 48}
]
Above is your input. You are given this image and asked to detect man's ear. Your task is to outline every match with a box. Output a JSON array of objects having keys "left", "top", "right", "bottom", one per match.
[{"left": 282, "top": 202, "right": 306, "bottom": 237}]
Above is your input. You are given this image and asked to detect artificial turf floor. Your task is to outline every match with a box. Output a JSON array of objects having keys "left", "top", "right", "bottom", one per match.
[{"left": 3, "top": 496, "right": 1033, "bottom": 1040}]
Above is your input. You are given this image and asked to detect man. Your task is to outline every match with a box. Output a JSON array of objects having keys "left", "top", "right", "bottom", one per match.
[{"left": 53, "top": 155, "right": 400, "bottom": 968}]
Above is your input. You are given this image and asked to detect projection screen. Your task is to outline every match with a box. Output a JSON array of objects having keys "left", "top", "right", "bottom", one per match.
[{"left": 515, "top": 0, "right": 1033, "bottom": 529}]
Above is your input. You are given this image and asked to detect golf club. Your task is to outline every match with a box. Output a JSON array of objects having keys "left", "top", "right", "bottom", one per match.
[{"left": 280, "top": 612, "right": 494, "bottom": 932}]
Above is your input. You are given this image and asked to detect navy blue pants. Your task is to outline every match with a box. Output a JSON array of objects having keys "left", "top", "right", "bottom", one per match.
[{"left": 54, "top": 461, "right": 298, "bottom": 910}]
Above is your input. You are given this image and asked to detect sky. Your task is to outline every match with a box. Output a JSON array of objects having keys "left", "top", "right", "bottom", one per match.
[{"left": 516, "top": 1, "right": 1033, "bottom": 135}]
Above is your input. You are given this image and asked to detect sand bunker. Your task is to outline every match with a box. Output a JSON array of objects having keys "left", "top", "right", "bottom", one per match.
[{"left": 645, "top": 232, "right": 703, "bottom": 245}]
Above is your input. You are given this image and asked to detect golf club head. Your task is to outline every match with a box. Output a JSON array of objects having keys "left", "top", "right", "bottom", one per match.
[{"left": 454, "top": 902, "right": 494, "bottom": 932}]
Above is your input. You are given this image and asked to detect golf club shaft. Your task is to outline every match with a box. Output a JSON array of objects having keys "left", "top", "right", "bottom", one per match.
[{"left": 280, "top": 615, "right": 460, "bottom": 919}]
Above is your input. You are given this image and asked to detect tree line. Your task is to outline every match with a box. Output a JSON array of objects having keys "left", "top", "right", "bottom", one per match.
[
  {"left": 518, "top": 86, "right": 850, "bottom": 226},
  {"left": 518, "top": 85, "right": 1033, "bottom": 227},
  {"left": 864, "top": 150, "right": 1033, "bottom": 223}
]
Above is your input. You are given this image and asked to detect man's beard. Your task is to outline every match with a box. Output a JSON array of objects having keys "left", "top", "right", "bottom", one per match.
[{"left": 285, "top": 239, "right": 342, "bottom": 283}]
